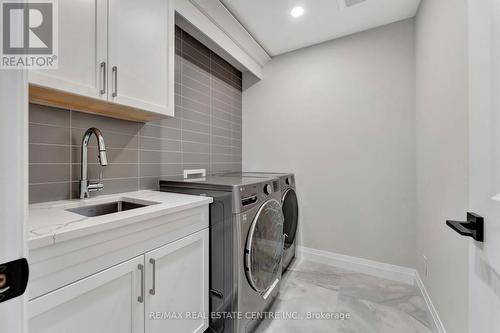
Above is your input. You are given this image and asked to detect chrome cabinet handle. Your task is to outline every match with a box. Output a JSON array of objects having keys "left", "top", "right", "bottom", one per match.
[
  {"left": 210, "top": 289, "right": 223, "bottom": 299},
  {"left": 99, "top": 62, "right": 106, "bottom": 95},
  {"left": 112, "top": 66, "right": 118, "bottom": 97},
  {"left": 149, "top": 258, "right": 156, "bottom": 295},
  {"left": 138, "top": 264, "right": 144, "bottom": 303}
]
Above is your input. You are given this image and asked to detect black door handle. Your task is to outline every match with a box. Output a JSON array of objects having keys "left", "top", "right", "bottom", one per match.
[
  {"left": 446, "top": 212, "right": 484, "bottom": 242},
  {"left": 0, "top": 258, "right": 29, "bottom": 303}
]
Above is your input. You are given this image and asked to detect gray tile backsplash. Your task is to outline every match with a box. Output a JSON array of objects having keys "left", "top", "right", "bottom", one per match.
[{"left": 29, "top": 27, "right": 242, "bottom": 203}]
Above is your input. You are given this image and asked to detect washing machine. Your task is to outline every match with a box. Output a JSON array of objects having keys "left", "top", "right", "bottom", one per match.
[
  {"left": 159, "top": 175, "right": 285, "bottom": 333},
  {"left": 222, "top": 172, "right": 298, "bottom": 273}
]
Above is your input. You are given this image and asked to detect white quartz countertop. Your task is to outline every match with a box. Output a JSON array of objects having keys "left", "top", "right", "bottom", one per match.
[{"left": 28, "top": 190, "right": 213, "bottom": 250}]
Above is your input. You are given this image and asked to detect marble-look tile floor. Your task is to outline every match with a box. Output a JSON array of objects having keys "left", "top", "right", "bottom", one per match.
[{"left": 255, "top": 260, "right": 436, "bottom": 333}]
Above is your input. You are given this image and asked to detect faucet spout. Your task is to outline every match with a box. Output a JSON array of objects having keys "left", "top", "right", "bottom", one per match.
[
  {"left": 80, "top": 128, "right": 107, "bottom": 199},
  {"left": 99, "top": 150, "right": 108, "bottom": 166}
]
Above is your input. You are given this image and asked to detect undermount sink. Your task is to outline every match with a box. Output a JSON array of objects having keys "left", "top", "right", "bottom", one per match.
[{"left": 66, "top": 200, "right": 158, "bottom": 217}]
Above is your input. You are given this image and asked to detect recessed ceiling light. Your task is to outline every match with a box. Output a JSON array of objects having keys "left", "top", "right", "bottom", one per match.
[{"left": 290, "top": 6, "right": 304, "bottom": 18}]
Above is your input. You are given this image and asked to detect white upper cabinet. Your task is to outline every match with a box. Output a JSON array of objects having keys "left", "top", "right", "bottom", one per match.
[
  {"left": 108, "top": 0, "right": 174, "bottom": 116},
  {"left": 29, "top": 0, "right": 107, "bottom": 100},
  {"left": 29, "top": 0, "right": 174, "bottom": 120}
]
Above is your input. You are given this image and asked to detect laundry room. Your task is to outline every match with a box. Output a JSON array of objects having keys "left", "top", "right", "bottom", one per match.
[{"left": 1, "top": 0, "right": 499, "bottom": 333}]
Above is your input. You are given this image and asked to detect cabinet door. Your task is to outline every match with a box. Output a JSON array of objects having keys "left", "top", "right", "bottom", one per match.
[
  {"left": 145, "top": 229, "right": 209, "bottom": 333},
  {"left": 29, "top": 0, "right": 107, "bottom": 100},
  {"left": 29, "top": 256, "right": 145, "bottom": 333},
  {"left": 108, "top": 0, "right": 174, "bottom": 116}
]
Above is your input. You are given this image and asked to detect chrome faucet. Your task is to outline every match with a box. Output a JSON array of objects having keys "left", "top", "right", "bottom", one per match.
[{"left": 80, "top": 128, "right": 108, "bottom": 199}]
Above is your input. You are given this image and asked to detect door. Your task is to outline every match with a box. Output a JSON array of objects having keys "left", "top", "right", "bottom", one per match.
[
  {"left": 468, "top": 0, "right": 500, "bottom": 332},
  {"left": 245, "top": 199, "right": 284, "bottom": 293},
  {"left": 29, "top": 0, "right": 107, "bottom": 100},
  {"left": 0, "top": 69, "right": 28, "bottom": 332},
  {"left": 145, "top": 229, "right": 209, "bottom": 333},
  {"left": 108, "top": 0, "right": 174, "bottom": 116},
  {"left": 282, "top": 188, "right": 298, "bottom": 249},
  {"left": 28, "top": 256, "right": 144, "bottom": 333}
]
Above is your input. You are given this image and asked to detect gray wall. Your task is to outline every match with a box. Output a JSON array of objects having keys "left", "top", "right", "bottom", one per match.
[
  {"left": 415, "top": 0, "right": 469, "bottom": 332},
  {"left": 242, "top": 19, "right": 416, "bottom": 267},
  {"left": 29, "top": 27, "right": 242, "bottom": 203}
]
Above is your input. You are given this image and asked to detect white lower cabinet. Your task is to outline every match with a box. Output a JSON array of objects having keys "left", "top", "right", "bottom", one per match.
[
  {"left": 145, "top": 229, "right": 209, "bottom": 333},
  {"left": 29, "top": 229, "right": 209, "bottom": 333},
  {"left": 29, "top": 255, "right": 144, "bottom": 333}
]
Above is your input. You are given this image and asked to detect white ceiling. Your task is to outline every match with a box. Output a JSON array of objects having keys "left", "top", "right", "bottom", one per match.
[{"left": 220, "top": 0, "right": 421, "bottom": 56}]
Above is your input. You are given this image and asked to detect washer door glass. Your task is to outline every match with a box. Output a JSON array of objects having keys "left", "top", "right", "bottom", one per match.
[
  {"left": 245, "top": 199, "right": 284, "bottom": 293},
  {"left": 282, "top": 188, "right": 298, "bottom": 249}
]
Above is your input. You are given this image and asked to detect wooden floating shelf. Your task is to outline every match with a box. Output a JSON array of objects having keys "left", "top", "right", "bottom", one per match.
[{"left": 29, "top": 85, "right": 167, "bottom": 123}]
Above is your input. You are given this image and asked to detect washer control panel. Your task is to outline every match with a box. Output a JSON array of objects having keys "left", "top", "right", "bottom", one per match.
[{"left": 237, "top": 179, "right": 280, "bottom": 212}]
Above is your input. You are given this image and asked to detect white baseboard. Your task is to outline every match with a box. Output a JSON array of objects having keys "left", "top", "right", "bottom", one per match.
[
  {"left": 297, "top": 246, "right": 446, "bottom": 333},
  {"left": 415, "top": 271, "right": 447, "bottom": 333},
  {"left": 297, "top": 246, "right": 416, "bottom": 284}
]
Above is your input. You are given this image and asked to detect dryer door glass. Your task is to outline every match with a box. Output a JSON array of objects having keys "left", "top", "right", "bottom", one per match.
[
  {"left": 282, "top": 188, "right": 298, "bottom": 249},
  {"left": 245, "top": 199, "right": 284, "bottom": 293}
]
